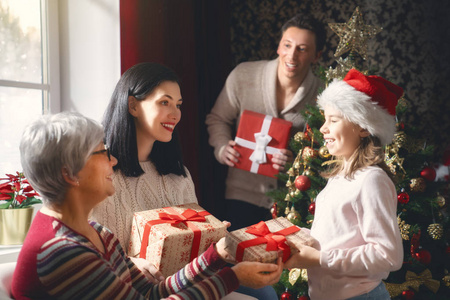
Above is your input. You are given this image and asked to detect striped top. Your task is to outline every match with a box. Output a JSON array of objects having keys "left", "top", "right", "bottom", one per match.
[{"left": 11, "top": 212, "right": 239, "bottom": 299}]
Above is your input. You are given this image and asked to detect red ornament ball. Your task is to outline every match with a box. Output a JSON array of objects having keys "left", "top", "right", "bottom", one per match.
[
  {"left": 415, "top": 249, "right": 431, "bottom": 265},
  {"left": 401, "top": 289, "right": 415, "bottom": 300},
  {"left": 295, "top": 175, "right": 311, "bottom": 191},
  {"left": 281, "top": 291, "right": 292, "bottom": 300},
  {"left": 297, "top": 296, "right": 309, "bottom": 300},
  {"left": 397, "top": 192, "right": 410, "bottom": 204},
  {"left": 270, "top": 203, "right": 278, "bottom": 219},
  {"left": 308, "top": 202, "right": 316, "bottom": 215},
  {"left": 420, "top": 166, "right": 436, "bottom": 181}
]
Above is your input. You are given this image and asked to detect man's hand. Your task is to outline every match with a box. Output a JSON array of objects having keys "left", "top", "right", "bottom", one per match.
[
  {"left": 272, "top": 149, "right": 294, "bottom": 171},
  {"left": 130, "top": 256, "right": 165, "bottom": 284},
  {"left": 231, "top": 257, "right": 283, "bottom": 289},
  {"left": 219, "top": 140, "right": 240, "bottom": 167}
]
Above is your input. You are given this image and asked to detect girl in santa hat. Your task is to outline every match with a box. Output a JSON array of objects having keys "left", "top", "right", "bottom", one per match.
[{"left": 285, "top": 69, "right": 404, "bottom": 300}]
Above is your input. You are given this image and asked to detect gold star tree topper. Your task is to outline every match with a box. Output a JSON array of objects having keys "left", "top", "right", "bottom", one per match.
[{"left": 329, "top": 7, "right": 382, "bottom": 60}]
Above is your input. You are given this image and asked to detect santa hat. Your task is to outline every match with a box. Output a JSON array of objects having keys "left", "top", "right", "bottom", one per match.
[{"left": 317, "top": 69, "right": 404, "bottom": 146}]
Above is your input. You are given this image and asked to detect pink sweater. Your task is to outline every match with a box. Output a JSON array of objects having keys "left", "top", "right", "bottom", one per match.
[{"left": 308, "top": 166, "right": 403, "bottom": 300}]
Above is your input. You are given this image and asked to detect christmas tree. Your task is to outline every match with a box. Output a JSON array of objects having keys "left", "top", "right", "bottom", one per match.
[{"left": 269, "top": 7, "right": 450, "bottom": 299}]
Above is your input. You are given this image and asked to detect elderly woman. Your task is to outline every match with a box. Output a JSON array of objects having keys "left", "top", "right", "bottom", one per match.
[{"left": 11, "top": 112, "right": 282, "bottom": 299}]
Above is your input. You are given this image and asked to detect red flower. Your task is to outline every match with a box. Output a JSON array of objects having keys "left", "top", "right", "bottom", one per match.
[
  {"left": 15, "top": 195, "right": 26, "bottom": 204},
  {"left": 0, "top": 171, "right": 41, "bottom": 209},
  {"left": 0, "top": 194, "right": 12, "bottom": 200}
]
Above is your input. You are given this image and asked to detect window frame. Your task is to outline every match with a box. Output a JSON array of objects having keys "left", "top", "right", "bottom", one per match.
[{"left": 0, "top": 0, "right": 60, "bottom": 114}]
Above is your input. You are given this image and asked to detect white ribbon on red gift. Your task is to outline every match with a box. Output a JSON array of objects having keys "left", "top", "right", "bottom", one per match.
[{"left": 235, "top": 115, "right": 281, "bottom": 173}]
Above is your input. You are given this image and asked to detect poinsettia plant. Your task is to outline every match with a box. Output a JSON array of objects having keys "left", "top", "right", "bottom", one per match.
[{"left": 0, "top": 172, "right": 42, "bottom": 209}]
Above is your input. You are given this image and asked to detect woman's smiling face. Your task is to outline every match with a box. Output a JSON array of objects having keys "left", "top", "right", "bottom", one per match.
[{"left": 130, "top": 80, "right": 182, "bottom": 144}]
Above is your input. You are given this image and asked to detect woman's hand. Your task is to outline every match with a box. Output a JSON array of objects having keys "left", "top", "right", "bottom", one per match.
[
  {"left": 219, "top": 140, "right": 240, "bottom": 167},
  {"left": 284, "top": 244, "right": 321, "bottom": 269},
  {"left": 232, "top": 257, "right": 283, "bottom": 289},
  {"left": 272, "top": 149, "right": 294, "bottom": 171},
  {"left": 130, "top": 256, "right": 165, "bottom": 284}
]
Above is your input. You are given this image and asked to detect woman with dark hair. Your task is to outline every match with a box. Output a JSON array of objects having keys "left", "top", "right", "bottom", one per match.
[{"left": 91, "top": 62, "right": 198, "bottom": 281}]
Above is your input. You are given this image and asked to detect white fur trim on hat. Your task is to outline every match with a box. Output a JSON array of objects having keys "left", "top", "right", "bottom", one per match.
[{"left": 317, "top": 79, "right": 396, "bottom": 146}]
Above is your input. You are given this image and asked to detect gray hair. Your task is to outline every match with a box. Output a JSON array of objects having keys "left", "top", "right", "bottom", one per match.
[{"left": 19, "top": 111, "right": 104, "bottom": 205}]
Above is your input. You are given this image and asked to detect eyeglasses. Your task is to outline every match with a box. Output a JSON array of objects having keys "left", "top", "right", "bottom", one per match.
[{"left": 91, "top": 146, "right": 111, "bottom": 161}]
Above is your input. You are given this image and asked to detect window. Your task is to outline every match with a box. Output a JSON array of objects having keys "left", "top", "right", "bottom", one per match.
[{"left": 0, "top": 0, "right": 59, "bottom": 174}]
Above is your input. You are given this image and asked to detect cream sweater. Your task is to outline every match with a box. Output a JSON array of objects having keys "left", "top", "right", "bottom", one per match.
[{"left": 90, "top": 161, "right": 198, "bottom": 252}]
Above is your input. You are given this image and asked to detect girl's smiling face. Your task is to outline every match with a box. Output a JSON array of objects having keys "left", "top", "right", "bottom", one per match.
[
  {"left": 320, "top": 105, "right": 369, "bottom": 162},
  {"left": 130, "top": 80, "right": 182, "bottom": 144}
]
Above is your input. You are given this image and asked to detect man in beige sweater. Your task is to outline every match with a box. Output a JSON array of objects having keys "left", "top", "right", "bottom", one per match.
[{"left": 206, "top": 13, "right": 325, "bottom": 231}]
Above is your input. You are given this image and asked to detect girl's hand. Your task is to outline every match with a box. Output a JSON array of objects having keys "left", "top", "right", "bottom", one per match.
[
  {"left": 220, "top": 140, "right": 240, "bottom": 167},
  {"left": 130, "top": 256, "right": 165, "bottom": 283},
  {"left": 272, "top": 149, "right": 294, "bottom": 171},
  {"left": 215, "top": 237, "right": 237, "bottom": 264},
  {"left": 232, "top": 257, "right": 283, "bottom": 289},
  {"left": 284, "top": 244, "right": 321, "bottom": 269},
  {"left": 222, "top": 220, "right": 231, "bottom": 229}
]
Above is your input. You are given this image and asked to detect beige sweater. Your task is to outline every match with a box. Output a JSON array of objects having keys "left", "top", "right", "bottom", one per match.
[
  {"left": 206, "top": 58, "right": 323, "bottom": 208},
  {"left": 90, "top": 160, "right": 198, "bottom": 252}
]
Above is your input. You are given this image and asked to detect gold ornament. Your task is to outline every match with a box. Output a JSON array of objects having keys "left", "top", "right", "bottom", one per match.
[
  {"left": 396, "top": 97, "right": 410, "bottom": 111},
  {"left": 286, "top": 206, "right": 301, "bottom": 221},
  {"left": 384, "top": 269, "right": 440, "bottom": 297},
  {"left": 410, "top": 177, "right": 426, "bottom": 192},
  {"left": 294, "top": 132, "right": 308, "bottom": 142},
  {"left": 300, "top": 268, "right": 308, "bottom": 281},
  {"left": 397, "top": 216, "right": 410, "bottom": 240},
  {"left": 288, "top": 268, "right": 308, "bottom": 284},
  {"left": 284, "top": 206, "right": 290, "bottom": 215},
  {"left": 384, "top": 143, "right": 406, "bottom": 176},
  {"left": 287, "top": 167, "right": 295, "bottom": 177},
  {"left": 302, "top": 147, "right": 318, "bottom": 162},
  {"left": 436, "top": 195, "right": 446, "bottom": 207},
  {"left": 384, "top": 281, "right": 404, "bottom": 298},
  {"left": 325, "top": 57, "right": 359, "bottom": 81},
  {"left": 328, "top": 6, "right": 382, "bottom": 60},
  {"left": 319, "top": 146, "right": 331, "bottom": 159},
  {"left": 284, "top": 194, "right": 291, "bottom": 202},
  {"left": 303, "top": 168, "right": 316, "bottom": 177},
  {"left": 289, "top": 268, "right": 301, "bottom": 285},
  {"left": 427, "top": 223, "right": 443, "bottom": 240},
  {"left": 405, "top": 269, "right": 440, "bottom": 293},
  {"left": 443, "top": 273, "right": 450, "bottom": 288},
  {"left": 393, "top": 131, "right": 407, "bottom": 149}
]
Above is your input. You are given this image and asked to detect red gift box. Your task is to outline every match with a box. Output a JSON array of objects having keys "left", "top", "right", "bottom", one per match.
[{"left": 234, "top": 110, "right": 292, "bottom": 178}]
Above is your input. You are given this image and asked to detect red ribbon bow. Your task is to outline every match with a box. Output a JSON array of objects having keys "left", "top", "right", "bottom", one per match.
[
  {"left": 158, "top": 208, "right": 207, "bottom": 225},
  {"left": 235, "top": 221, "right": 300, "bottom": 262},
  {"left": 139, "top": 208, "right": 210, "bottom": 262}
]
